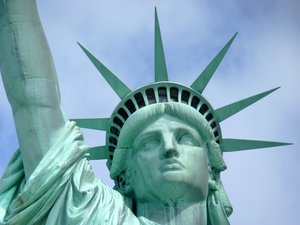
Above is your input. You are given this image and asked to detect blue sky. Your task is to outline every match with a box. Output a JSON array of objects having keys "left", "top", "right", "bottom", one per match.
[{"left": 0, "top": 0, "right": 299, "bottom": 224}]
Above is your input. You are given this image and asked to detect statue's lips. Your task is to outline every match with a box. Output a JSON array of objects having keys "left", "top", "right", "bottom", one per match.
[{"left": 160, "top": 159, "right": 185, "bottom": 172}]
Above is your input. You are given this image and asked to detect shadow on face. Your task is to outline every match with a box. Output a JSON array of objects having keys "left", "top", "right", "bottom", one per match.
[{"left": 130, "top": 115, "right": 209, "bottom": 204}]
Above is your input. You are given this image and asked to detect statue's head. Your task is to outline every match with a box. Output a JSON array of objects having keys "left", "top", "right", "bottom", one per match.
[
  {"left": 109, "top": 101, "right": 232, "bottom": 221},
  {"left": 110, "top": 102, "right": 222, "bottom": 194},
  {"left": 75, "top": 9, "right": 289, "bottom": 224}
]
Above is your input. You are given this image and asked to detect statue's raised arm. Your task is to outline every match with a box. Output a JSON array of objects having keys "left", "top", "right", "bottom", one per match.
[
  {"left": 0, "top": 1, "right": 290, "bottom": 224},
  {"left": 0, "top": 0, "right": 66, "bottom": 178}
]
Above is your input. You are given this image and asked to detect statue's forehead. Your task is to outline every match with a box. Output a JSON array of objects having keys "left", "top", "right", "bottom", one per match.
[{"left": 137, "top": 114, "right": 200, "bottom": 137}]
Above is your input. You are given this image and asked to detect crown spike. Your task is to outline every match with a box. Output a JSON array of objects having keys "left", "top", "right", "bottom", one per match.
[
  {"left": 78, "top": 43, "right": 131, "bottom": 99},
  {"left": 191, "top": 33, "right": 237, "bottom": 93},
  {"left": 221, "top": 138, "right": 292, "bottom": 152},
  {"left": 71, "top": 118, "right": 109, "bottom": 131},
  {"left": 87, "top": 146, "right": 107, "bottom": 160},
  {"left": 215, "top": 87, "right": 280, "bottom": 122},
  {"left": 155, "top": 8, "right": 168, "bottom": 82}
]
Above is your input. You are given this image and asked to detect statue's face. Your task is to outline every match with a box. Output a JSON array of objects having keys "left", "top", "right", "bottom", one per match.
[{"left": 130, "top": 114, "right": 209, "bottom": 203}]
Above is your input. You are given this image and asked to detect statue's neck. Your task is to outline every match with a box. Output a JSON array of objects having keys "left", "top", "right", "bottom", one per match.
[{"left": 136, "top": 200, "right": 207, "bottom": 225}]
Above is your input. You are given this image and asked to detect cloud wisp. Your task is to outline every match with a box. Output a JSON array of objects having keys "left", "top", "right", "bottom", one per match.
[{"left": 0, "top": 0, "right": 299, "bottom": 224}]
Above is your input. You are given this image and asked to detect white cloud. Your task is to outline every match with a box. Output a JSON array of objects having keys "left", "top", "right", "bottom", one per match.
[{"left": 0, "top": 0, "right": 299, "bottom": 224}]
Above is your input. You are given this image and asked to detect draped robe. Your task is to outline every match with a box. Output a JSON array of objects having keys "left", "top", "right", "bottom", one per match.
[{"left": 0, "top": 122, "right": 156, "bottom": 225}]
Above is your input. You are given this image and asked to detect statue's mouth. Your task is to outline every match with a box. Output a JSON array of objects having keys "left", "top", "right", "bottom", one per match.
[{"left": 160, "top": 159, "right": 184, "bottom": 172}]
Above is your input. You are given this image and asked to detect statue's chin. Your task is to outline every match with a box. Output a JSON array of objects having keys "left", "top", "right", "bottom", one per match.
[
  {"left": 131, "top": 162, "right": 207, "bottom": 204},
  {"left": 148, "top": 178, "right": 204, "bottom": 204}
]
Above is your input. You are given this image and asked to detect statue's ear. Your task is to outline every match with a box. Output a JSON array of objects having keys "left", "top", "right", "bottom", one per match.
[
  {"left": 117, "top": 171, "right": 132, "bottom": 195},
  {"left": 207, "top": 141, "right": 227, "bottom": 172}
]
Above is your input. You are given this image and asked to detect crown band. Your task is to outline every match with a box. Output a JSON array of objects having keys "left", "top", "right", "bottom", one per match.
[{"left": 106, "top": 81, "right": 222, "bottom": 168}]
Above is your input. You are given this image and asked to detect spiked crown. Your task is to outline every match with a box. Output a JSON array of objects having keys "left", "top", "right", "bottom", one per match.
[{"left": 73, "top": 9, "right": 290, "bottom": 170}]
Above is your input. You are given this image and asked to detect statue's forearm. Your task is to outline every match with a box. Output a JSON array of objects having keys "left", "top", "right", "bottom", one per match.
[
  {"left": 0, "top": 0, "right": 60, "bottom": 106},
  {"left": 0, "top": 0, "right": 67, "bottom": 178}
]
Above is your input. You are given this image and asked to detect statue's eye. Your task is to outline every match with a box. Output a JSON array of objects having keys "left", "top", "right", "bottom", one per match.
[
  {"left": 140, "top": 136, "right": 161, "bottom": 151},
  {"left": 176, "top": 131, "right": 199, "bottom": 147}
]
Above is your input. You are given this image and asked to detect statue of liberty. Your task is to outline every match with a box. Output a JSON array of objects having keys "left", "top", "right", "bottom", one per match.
[{"left": 0, "top": 0, "right": 290, "bottom": 224}]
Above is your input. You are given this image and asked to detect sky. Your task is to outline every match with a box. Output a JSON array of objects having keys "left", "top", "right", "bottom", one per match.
[{"left": 0, "top": 0, "right": 299, "bottom": 224}]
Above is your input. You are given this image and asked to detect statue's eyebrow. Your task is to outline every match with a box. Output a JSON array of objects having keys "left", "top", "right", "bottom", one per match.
[
  {"left": 175, "top": 127, "right": 199, "bottom": 137},
  {"left": 137, "top": 130, "right": 161, "bottom": 140},
  {"left": 137, "top": 124, "right": 163, "bottom": 136},
  {"left": 173, "top": 126, "right": 202, "bottom": 142},
  {"left": 133, "top": 130, "right": 161, "bottom": 147}
]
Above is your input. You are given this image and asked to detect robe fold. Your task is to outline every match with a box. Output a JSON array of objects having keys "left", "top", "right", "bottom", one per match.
[{"left": 0, "top": 122, "right": 155, "bottom": 225}]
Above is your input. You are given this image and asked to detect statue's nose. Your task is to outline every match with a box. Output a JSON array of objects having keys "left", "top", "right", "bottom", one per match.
[{"left": 160, "top": 134, "right": 179, "bottom": 159}]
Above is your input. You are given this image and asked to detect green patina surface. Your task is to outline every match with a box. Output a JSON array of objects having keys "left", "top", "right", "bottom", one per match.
[{"left": 0, "top": 0, "right": 290, "bottom": 225}]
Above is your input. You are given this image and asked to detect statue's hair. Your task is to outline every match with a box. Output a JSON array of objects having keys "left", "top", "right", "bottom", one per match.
[
  {"left": 110, "top": 102, "right": 225, "bottom": 178},
  {"left": 109, "top": 102, "right": 232, "bottom": 217}
]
